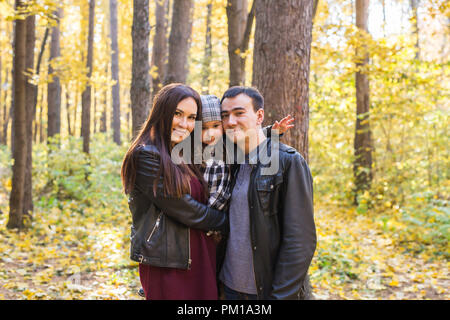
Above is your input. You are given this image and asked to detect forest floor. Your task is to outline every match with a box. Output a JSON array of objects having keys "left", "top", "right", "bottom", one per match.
[{"left": 0, "top": 190, "right": 448, "bottom": 300}]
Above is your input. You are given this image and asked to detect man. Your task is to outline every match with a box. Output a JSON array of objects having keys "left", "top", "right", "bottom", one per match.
[{"left": 218, "top": 86, "right": 316, "bottom": 300}]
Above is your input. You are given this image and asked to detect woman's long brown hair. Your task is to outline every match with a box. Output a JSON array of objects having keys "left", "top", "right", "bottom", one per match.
[{"left": 121, "top": 83, "right": 208, "bottom": 198}]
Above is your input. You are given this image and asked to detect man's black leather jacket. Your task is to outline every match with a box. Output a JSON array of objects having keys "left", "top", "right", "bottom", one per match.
[
  {"left": 128, "top": 144, "right": 229, "bottom": 269},
  {"left": 217, "top": 138, "right": 317, "bottom": 299}
]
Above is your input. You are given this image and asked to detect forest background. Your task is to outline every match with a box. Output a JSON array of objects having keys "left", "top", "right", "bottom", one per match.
[{"left": 0, "top": 0, "right": 448, "bottom": 299}]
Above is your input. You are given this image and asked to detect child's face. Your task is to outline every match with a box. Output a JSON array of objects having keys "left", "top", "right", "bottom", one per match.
[{"left": 202, "top": 120, "right": 224, "bottom": 145}]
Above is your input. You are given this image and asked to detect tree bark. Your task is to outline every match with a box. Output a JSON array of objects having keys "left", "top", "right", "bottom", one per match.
[
  {"left": 252, "top": 0, "right": 313, "bottom": 161},
  {"left": 131, "top": 0, "right": 151, "bottom": 138},
  {"left": 8, "top": 0, "right": 27, "bottom": 229},
  {"left": 165, "top": 0, "right": 194, "bottom": 84},
  {"left": 81, "top": 0, "right": 95, "bottom": 154},
  {"left": 353, "top": 0, "right": 373, "bottom": 203},
  {"left": 23, "top": 13, "right": 35, "bottom": 219},
  {"left": 227, "top": 0, "right": 255, "bottom": 86},
  {"left": 109, "top": 0, "right": 121, "bottom": 144},
  {"left": 201, "top": 0, "right": 213, "bottom": 93},
  {"left": 47, "top": 8, "right": 62, "bottom": 142},
  {"left": 151, "top": 0, "right": 168, "bottom": 97}
]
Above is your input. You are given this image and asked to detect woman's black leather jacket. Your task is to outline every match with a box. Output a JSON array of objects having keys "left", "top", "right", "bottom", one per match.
[{"left": 128, "top": 144, "right": 229, "bottom": 269}]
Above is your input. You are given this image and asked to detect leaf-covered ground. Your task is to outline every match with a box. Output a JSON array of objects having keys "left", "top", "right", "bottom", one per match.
[
  {"left": 0, "top": 139, "right": 448, "bottom": 300},
  {"left": 0, "top": 192, "right": 448, "bottom": 300}
]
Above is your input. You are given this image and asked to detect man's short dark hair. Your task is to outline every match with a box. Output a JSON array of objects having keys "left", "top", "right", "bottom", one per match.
[{"left": 220, "top": 86, "right": 264, "bottom": 112}]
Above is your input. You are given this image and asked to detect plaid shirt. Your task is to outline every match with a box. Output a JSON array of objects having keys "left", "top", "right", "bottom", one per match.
[{"left": 201, "top": 158, "right": 233, "bottom": 211}]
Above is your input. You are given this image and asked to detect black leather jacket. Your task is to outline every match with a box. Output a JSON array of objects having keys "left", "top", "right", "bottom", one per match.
[
  {"left": 218, "top": 138, "right": 316, "bottom": 300},
  {"left": 128, "top": 144, "right": 229, "bottom": 269}
]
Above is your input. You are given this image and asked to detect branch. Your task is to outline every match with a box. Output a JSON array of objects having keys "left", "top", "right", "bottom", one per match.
[
  {"left": 241, "top": 0, "right": 255, "bottom": 53},
  {"left": 313, "top": 0, "right": 319, "bottom": 23}
]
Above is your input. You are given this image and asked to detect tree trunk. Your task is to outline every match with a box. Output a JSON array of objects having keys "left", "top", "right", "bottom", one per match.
[
  {"left": 109, "top": 0, "right": 121, "bottom": 144},
  {"left": 37, "top": 87, "right": 44, "bottom": 143},
  {"left": 0, "top": 53, "right": 3, "bottom": 144},
  {"left": 8, "top": 0, "right": 27, "bottom": 229},
  {"left": 100, "top": 89, "right": 107, "bottom": 133},
  {"left": 73, "top": 82, "right": 79, "bottom": 137},
  {"left": 10, "top": 22, "right": 15, "bottom": 154},
  {"left": 353, "top": 0, "right": 373, "bottom": 203},
  {"left": 226, "top": 0, "right": 255, "bottom": 86},
  {"left": 131, "top": 0, "right": 151, "bottom": 138},
  {"left": 313, "top": 0, "right": 319, "bottom": 23},
  {"left": 165, "top": 0, "right": 194, "bottom": 84},
  {"left": 23, "top": 13, "right": 35, "bottom": 219},
  {"left": 81, "top": 0, "right": 95, "bottom": 154},
  {"left": 93, "top": 87, "right": 97, "bottom": 133},
  {"left": 252, "top": 0, "right": 314, "bottom": 161},
  {"left": 1, "top": 68, "right": 9, "bottom": 145},
  {"left": 410, "top": 0, "right": 420, "bottom": 60},
  {"left": 201, "top": 1, "right": 213, "bottom": 94},
  {"left": 151, "top": 0, "right": 168, "bottom": 97},
  {"left": 33, "top": 26, "right": 49, "bottom": 143},
  {"left": 65, "top": 88, "right": 72, "bottom": 136},
  {"left": 47, "top": 8, "right": 62, "bottom": 142}
]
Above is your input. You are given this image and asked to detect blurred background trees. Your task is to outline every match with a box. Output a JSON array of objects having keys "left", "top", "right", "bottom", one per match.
[{"left": 0, "top": 0, "right": 448, "bottom": 268}]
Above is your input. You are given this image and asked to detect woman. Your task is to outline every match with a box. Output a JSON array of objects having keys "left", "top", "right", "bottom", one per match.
[{"left": 121, "top": 83, "right": 228, "bottom": 300}]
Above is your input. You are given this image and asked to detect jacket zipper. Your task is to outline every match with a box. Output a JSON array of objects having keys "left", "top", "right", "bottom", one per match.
[
  {"left": 187, "top": 228, "right": 192, "bottom": 269},
  {"left": 147, "top": 212, "right": 162, "bottom": 242},
  {"left": 248, "top": 164, "right": 260, "bottom": 298}
]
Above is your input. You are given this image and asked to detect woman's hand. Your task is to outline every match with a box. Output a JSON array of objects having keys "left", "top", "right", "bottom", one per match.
[
  {"left": 272, "top": 114, "right": 295, "bottom": 135},
  {"left": 207, "top": 231, "right": 222, "bottom": 244}
]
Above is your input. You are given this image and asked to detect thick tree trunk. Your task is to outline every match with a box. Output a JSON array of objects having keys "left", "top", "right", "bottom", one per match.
[
  {"left": 227, "top": 0, "right": 255, "bottom": 86},
  {"left": 252, "top": 0, "right": 313, "bottom": 161},
  {"left": 23, "top": 13, "right": 35, "bottom": 219},
  {"left": 353, "top": 0, "right": 373, "bottom": 203},
  {"left": 151, "top": 0, "right": 168, "bottom": 97},
  {"left": 8, "top": 0, "right": 27, "bottom": 229},
  {"left": 201, "top": 1, "right": 213, "bottom": 93},
  {"left": 10, "top": 22, "right": 15, "bottom": 154},
  {"left": 131, "top": 0, "right": 151, "bottom": 138},
  {"left": 47, "top": 8, "right": 62, "bottom": 141},
  {"left": 165, "top": 0, "right": 194, "bottom": 84},
  {"left": 109, "top": 0, "right": 121, "bottom": 144},
  {"left": 81, "top": 0, "right": 95, "bottom": 154}
]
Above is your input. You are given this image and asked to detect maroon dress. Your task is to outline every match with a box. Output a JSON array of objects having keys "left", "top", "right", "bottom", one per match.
[{"left": 138, "top": 177, "right": 218, "bottom": 300}]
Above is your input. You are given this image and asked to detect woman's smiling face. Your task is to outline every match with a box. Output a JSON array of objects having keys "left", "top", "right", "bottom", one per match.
[{"left": 170, "top": 97, "right": 198, "bottom": 146}]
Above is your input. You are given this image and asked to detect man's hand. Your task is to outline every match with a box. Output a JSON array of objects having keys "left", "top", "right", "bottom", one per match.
[{"left": 272, "top": 114, "right": 295, "bottom": 135}]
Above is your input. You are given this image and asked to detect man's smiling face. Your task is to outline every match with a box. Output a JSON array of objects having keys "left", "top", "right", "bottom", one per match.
[{"left": 220, "top": 93, "right": 264, "bottom": 144}]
